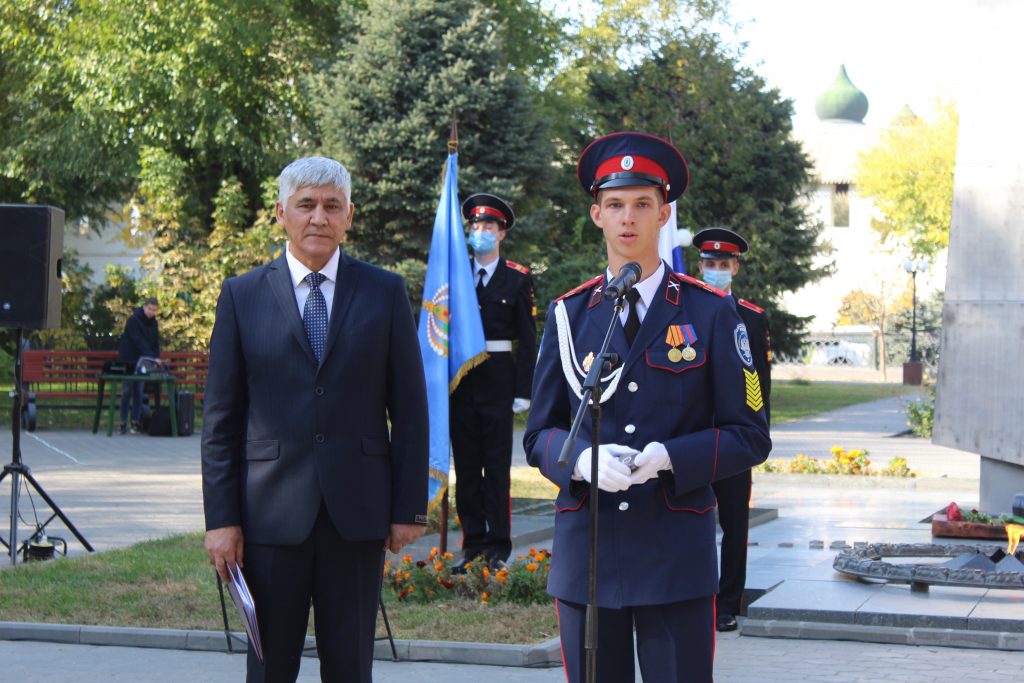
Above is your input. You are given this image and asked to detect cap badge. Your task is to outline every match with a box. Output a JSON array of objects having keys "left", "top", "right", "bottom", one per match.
[
  {"left": 714, "top": 241, "right": 721, "bottom": 250},
  {"left": 620, "top": 155, "right": 634, "bottom": 170}
]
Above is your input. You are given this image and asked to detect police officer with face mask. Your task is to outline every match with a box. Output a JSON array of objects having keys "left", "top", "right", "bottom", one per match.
[
  {"left": 693, "top": 227, "right": 773, "bottom": 632},
  {"left": 451, "top": 193, "right": 537, "bottom": 571}
]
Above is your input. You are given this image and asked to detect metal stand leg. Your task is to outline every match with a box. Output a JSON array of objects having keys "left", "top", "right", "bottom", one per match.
[{"left": 378, "top": 594, "right": 398, "bottom": 661}]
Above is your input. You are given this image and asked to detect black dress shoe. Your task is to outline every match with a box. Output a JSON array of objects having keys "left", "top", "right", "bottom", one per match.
[
  {"left": 716, "top": 613, "right": 738, "bottom": 632},
  {"left": 451, "top": 556, "right": 481, "bottom": 575}
]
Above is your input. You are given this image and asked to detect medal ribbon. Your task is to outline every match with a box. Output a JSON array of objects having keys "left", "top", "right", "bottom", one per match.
[
  {"left": 682, "top": 324, "right": 697, "bottom": 346},
  {"left": 665, "top": 325, "right": 684, "bottom": 347}
]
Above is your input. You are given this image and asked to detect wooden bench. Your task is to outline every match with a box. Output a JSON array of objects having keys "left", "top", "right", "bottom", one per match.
[{"left": 21, "top": 349, "right": 208, "bottom": 431}]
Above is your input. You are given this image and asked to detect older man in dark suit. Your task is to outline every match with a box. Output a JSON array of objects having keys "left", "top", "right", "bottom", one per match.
[{"left": 202, "top": 156, "right": 429, "bottom": 682}]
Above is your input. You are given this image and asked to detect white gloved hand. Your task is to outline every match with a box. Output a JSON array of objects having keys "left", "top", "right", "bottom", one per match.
[
  {"left": 512, "top": 398, "right": 531, "bottom": 414},
  {"left": 629, "top": 441, "right": 672, "bottom": 485},
  {"left": 573, "top": 444, "right": 637, "bottom": 492}
]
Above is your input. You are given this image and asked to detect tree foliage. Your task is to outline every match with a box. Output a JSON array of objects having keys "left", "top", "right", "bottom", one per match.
[
  {"left": 854, "top": 100, "right": 958, "bottom": 258},
  {"left": 3, "top": 0, "right": 829, "bottom": 359},
  {"left": 540, "top": 27, "right": 825, "bottom": 356},
  {"left": 312, "top": 0, "right": 552, "bottom": 271}
]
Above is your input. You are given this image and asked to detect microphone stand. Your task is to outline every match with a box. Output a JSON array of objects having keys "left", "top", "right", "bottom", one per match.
[{"left": 557, "top": 296, "right": 625, "bottom": 683}]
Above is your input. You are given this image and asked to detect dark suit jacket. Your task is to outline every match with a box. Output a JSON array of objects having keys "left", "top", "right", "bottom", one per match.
[{"left": 201, "top": 250, "right": 429, "bottom": 546}]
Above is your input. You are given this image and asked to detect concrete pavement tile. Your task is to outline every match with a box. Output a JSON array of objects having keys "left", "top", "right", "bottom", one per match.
[
  {"left": 747, "top": 579, "right": 879, "bottom": 623},
  {"left": 969, "top": 589, "right": 1024, "bottom": 633},
  {"left": 855, "top": 584, "right": 986, "bottom": 629}
]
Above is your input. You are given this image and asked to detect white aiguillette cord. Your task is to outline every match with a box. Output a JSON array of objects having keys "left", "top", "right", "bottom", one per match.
[{"left": 554, "top": 299, "right": 622, "bottom": 403}]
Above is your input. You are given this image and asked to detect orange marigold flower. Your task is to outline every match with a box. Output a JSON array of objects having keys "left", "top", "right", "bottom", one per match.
[
  {"left": 443, "top": 552, "right": 454, "bottom": 560},
  {"left": 526, "top": 563, "right": 538, "bottom": 572},
  {"left": 430, "top": 546, "right": 439, "bottom": 557},
  {"left": 402, "top": 554, "right": 413, "bottom": 563},
  {"left": 434, "top": 561, "right": 444, "bottom": 572},
  {"left": 481, "top": 591, "right": 490, "bottom": 603},
  {"left": 482, "top": 567, "right": 491, "bottom": 579}
]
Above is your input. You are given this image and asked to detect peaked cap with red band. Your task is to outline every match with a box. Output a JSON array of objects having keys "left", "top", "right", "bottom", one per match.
[
  {"left": 691, "top": 227, "right": 749, "bottom": 258},
  {"left": 462, "top": 193, "right": 516, "bottom": 230},
  {"left": 577, "top": 132, "right": 690, "bottom": 203}
]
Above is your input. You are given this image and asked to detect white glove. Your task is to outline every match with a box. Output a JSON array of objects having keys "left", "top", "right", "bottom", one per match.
[
  {"left": 629, "top": 441, "right": 672, "bottom": 485},
  {"left": 512, "top": 398, "right": 531, "bottom": 414},
  {"left": 573, "top": 444, "right": 636, "bottom": 492}
]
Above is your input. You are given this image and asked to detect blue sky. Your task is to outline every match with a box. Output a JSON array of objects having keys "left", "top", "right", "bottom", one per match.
[{"left": 726, "top": 0, "right": 969, "bottom": 126}]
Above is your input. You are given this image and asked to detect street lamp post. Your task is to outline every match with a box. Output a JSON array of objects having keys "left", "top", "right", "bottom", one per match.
[{"left": 902, "top": 257, "right": 929, "bottom": 383}]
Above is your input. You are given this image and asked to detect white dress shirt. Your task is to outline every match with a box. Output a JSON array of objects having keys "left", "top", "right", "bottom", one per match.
[
  {"left": 608, "top": 260, "right": 665, "bottom": 326},
  {"left": 285, "top": 245, "right": 340, "bottom": 321},
  {"left": 473, "top": 257, "right": 500, "bottom": 288}
]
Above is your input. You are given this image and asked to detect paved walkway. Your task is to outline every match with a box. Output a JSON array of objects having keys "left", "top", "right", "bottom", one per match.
[
  {"left": 4, "top": 632, "right": 1024, "bottom": 682},
  {"left": 3, "top": 391, "right": 1020, "bottom": 681}
]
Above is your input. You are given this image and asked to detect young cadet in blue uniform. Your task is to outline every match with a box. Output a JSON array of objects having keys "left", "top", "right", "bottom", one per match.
[
  {"left": 692, "top": 227, "right": 774, "bottom": 633},
  {"left": 524, "top": 133, "right": 771, "bottom": 682},
  {"left": 451, "top": 193, "right": 537, "bottom": 569}
]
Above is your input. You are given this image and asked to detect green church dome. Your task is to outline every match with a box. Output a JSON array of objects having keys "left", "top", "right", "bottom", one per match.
[{"left": 815, "top": 65, "right": 869, "bottom": 122}]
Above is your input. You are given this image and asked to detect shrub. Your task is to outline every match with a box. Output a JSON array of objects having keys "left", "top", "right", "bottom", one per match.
[{"left": 906, "top": 387, "right": 935, "bottom": 438}]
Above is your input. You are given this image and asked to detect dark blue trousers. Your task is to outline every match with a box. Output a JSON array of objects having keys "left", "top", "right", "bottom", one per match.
[
  {"left": 556, "top": 595, "right": 715, "bottom": 683},
  {"left": 243, "top": 505, "right": 384, "bottom": 683}
]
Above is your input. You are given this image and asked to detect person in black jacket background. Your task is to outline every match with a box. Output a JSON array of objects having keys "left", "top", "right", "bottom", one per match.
[
  {"left": 116, "top": 297, "right": 161, "bottom": 433},
  {"left": 451, "top": 193, "right": 537, "bottom": 570},
  {"left": 693, "top": 227, "right": 773, "bottom": 632}
]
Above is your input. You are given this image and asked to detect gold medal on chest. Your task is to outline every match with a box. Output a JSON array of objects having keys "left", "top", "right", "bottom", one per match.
[
  {"left": 681, "top": 345, "right": 696, "bottom": 362},
  {"left": 667, "top": 347, "right": 683, "bottom": 363},
  {"left": 582, "top": 351, "right": 595, "bottom": 372}
]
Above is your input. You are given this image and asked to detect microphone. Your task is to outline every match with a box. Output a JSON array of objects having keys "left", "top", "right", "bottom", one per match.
[{"left": 604, "top": 262, "right": 642, "bottom": 300}]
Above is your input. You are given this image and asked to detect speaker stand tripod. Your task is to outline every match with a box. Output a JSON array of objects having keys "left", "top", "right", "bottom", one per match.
[{"left": 0, "top": 329, "right": 92, "bottom": 565}]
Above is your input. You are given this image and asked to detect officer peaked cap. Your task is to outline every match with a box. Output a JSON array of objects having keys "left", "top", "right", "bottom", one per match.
[
  {"left": 462, "top": 193, "right": 515, "bottom": 230},
  {"left": 577, "top": 132, "right": 689, "bottom": 203}
]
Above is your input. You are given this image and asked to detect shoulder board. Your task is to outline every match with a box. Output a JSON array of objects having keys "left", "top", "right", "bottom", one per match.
[
  {"left": 505, "top": 260, "right": 530, "bottom": 274},
  {"left": 555, "top": 274, "right": 603, "bottom": 302},
  {"left": 737, "top": 298, "right": 765, "bottom": 314},
  {"left": 676, "top": 273, "right": 727, "bottom": 298}
]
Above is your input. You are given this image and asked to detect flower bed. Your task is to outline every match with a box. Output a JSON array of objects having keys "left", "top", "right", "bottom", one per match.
[
  {"left": 756, "top": 446, "right": 915, "bottom": 477},
  {"left": 384, "top": 546, "right": 552, "bottom": 605}
]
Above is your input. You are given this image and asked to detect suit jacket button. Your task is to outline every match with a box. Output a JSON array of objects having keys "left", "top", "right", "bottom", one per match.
[
  {"left": 618, "top": 502, "right": 629, "bottom": 511},
  {"left": 628, "top": 382, "right": 638, "bottom": 392},
  {"left": 315, "top": 434, "right": 325, "bottom": 443},
  {"left": 624, "top": 424, "right": 636, "bottom": 434},
  {"left": 315, "top": 386, "right": 325, "bottom": 396}
]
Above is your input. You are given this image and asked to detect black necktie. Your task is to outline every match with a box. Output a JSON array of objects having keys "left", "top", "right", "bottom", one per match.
[
  {"left": 624, "top": 288, "right": 641, "bottom": 346},
  {"left": 476, "top": 267, "right": 487, "bottom": 298},
  {"left": 303, "top": 272, "right": 328, "bottom": 361}
]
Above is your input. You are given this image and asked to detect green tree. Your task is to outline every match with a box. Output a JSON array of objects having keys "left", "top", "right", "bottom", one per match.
[
  {"left": 854, "top": 100, "right": 958, "bottom": 258},
  {"left": 312, "top": 0, "right": 552, "bottom": 272},
  {"left": 545, "top": 32, "right": 826, "bottom": 356}
]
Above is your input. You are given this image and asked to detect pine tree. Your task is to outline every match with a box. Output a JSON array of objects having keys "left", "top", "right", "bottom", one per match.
[
  {"left": 585, "top": 36, "right": 827, "bottom": 356},
  {"left": 312, "top": 0, "right": 552, "bottom": 270}
]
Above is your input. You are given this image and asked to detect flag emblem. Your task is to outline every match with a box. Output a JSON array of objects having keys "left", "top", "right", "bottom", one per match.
[{"left": 422, "top": 285, "right": 450, "bottom": 357}]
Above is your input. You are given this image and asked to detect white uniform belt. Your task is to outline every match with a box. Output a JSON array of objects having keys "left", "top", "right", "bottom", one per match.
[{"left": 485, "top": 340, "right": 513, "bottom": 352}]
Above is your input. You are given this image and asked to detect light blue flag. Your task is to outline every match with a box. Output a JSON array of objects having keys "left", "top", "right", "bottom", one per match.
[{"left": 418, "top": 151, "right": 487, "bottom": 505}]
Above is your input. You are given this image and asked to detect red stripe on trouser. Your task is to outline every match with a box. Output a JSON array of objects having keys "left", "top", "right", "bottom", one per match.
[{"left": 555, "top": 599, "right": 570, "bottom": 682}]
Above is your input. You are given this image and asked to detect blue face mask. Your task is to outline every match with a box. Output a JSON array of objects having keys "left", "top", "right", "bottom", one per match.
[
  {"left": 469, "top": 231, "right": 498, "bottom": 254},
  {"left": 702, "top": 268, "right": 733, "bottom": 290}
]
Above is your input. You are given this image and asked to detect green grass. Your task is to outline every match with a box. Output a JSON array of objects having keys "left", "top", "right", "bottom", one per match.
[
  {"left": 771, "top": 380, "right": 913, "bottom": 424},
  {"left": 0, "top": 532, "right": 558, "bottom": 644}
]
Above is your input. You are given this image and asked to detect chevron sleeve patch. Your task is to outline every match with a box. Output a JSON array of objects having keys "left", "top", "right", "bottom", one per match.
[{"left": 744, "top": 368, "right": 764, "bottom": 412}]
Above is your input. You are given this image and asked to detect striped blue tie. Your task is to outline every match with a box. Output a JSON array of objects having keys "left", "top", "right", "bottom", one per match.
[{"left": 303, "top": 272, "right": 328, "bottom": 362}]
